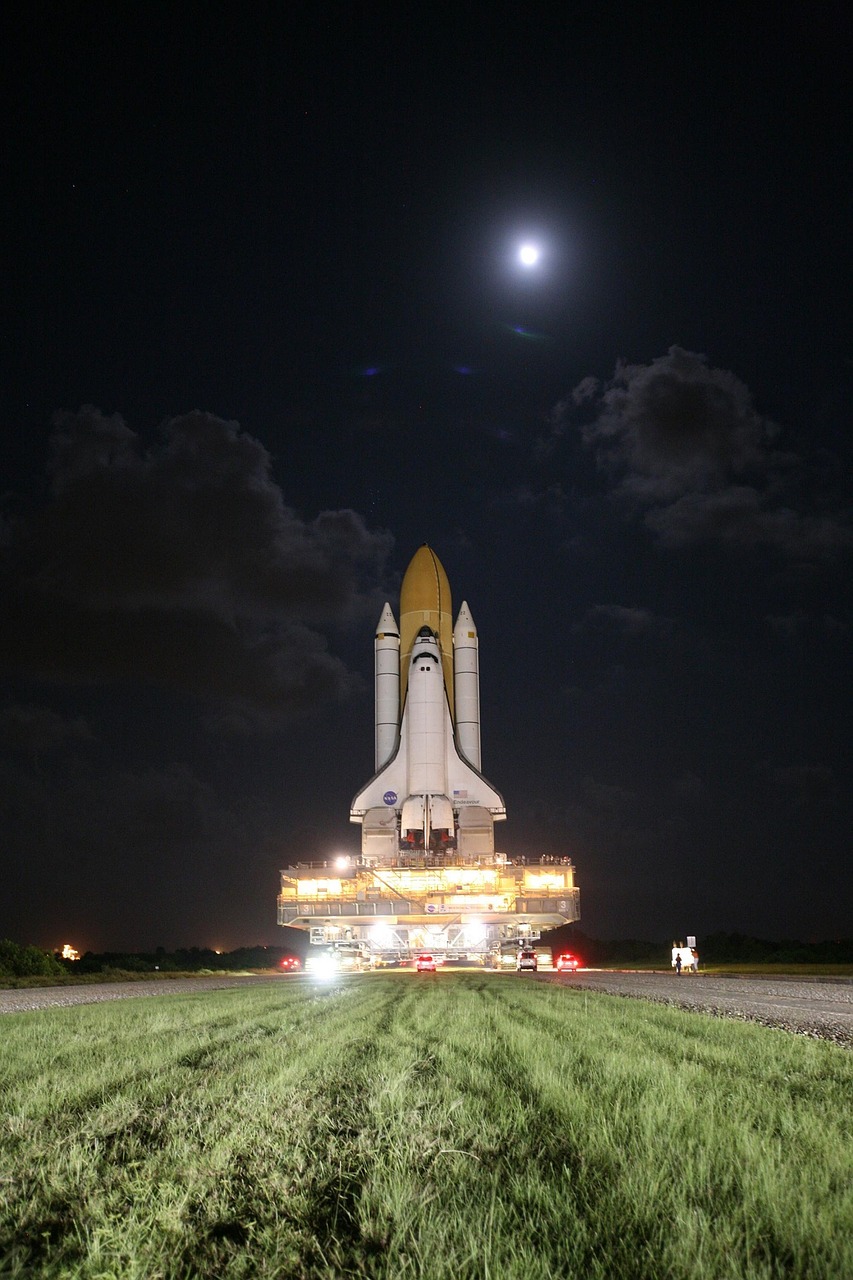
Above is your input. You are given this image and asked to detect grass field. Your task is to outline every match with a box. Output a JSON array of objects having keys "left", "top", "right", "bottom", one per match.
[
  {"left": 694, "top": 964, "right": 853, "bottom": 978},
  {"left": 2, "top": 973, "right": 851, "bottom": 1279}
]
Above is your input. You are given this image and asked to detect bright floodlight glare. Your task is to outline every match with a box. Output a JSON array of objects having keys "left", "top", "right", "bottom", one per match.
[
  {"left": 306, "top": 952, "right": 338, "bottom": 979},
  {"left": 518, "top": 243, "right": 540, "bottom": 266}
]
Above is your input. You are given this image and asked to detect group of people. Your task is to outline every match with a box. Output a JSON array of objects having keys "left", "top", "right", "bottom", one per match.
[
  {"left": 671, "top": 945, "right": 699, "bottom": 974},
  {"left": 506, "top": 854, "right": 573, "bottom": 866}
]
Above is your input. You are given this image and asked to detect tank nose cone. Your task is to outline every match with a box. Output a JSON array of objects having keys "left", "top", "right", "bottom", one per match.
[{"left": 399, "top": 545, "right": 455, "bottom": 716}]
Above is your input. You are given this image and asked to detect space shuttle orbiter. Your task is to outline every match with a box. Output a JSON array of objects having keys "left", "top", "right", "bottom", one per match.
[{"left": 350, "top": 545, "right": 505, "bottom": 863}]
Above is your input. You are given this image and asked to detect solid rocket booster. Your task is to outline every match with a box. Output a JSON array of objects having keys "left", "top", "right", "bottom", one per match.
[
  {"left": 374, "top": 602, "right": 400, "bottom": 770},
  {"left": 352, "top": 545, "right": 504, "bottom": 858},
  {"left": 453, "top": 601, "right": 481, "bottom": 770}
]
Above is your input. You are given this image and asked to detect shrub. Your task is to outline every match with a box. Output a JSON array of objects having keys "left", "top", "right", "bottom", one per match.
[{"left": 0, "top": 939, "right": 65, "bottom": 977}]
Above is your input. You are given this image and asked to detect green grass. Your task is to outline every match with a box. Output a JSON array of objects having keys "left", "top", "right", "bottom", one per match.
[
  {"left": 1, "top": 974, "right": 851, "bottom": 1279},
  {"left": 695, "top": 963, "right": 853, "bottom": 978},
  {"left": 0, "top": 970, "right": 277, "bottom": 990}
]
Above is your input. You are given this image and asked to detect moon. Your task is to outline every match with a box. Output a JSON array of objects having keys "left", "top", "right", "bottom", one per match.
[{"left": 518, "top": 243, "right": 540, "bottom": 267}]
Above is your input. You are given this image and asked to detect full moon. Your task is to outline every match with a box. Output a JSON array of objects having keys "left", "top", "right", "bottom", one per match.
[{"left": 518, "top": 243, "right": 540, "bottom": 266}]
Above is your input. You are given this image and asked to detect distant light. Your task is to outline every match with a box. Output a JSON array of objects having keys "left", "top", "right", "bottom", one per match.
[
  {"left": 60, "top": 944, "right": 80, "bottom": 961},
  {"left": 518, "top": 243, "right": 540, "bottom": 267},
  {"left": 334, "top": 855, "right": 350, "bottom": 869}
]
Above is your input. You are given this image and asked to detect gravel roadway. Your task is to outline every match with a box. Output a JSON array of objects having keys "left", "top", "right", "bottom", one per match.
[
  {"left": 1, "top": 971, "right": 852, "bottom": 1049},
  {"left": 0, "top": 974, "right": 279, "bottom": 1015},
  {"left": 544, "top": 970, "right": 853, "bottom": 1048}
]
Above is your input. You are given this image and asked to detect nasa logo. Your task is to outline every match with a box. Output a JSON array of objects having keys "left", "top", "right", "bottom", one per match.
[{"left": 383, "top": 791, "right": 398, "bottom": 806}]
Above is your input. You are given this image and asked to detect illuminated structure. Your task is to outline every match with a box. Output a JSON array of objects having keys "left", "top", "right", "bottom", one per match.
[{"left": 278, "top": 545, "right": 580, "bottom": 963}]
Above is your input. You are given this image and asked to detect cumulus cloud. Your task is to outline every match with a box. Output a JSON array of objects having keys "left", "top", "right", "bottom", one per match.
[
  {"left": 580, "top": 346, "right": 772, "bottom": 496},
  {"left": 0, "top": 407, "right": 393, "bottom": 723},
  {"left": 643, "top": 486, "right": 853, "bottom": 554},
  {"left": 561, "top": 347, "right": 852, "bottom": 557}
]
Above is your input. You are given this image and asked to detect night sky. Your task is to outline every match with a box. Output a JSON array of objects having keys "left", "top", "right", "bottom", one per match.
[{"left": 3, "top": 5, "right": 850, "bottom": 952}]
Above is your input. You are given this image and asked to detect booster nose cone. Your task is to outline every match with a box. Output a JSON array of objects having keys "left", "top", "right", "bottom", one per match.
[
  {"left": 453, "top": 600, "right": 476, "bottom": 640},
  {"left": 376, "top": 602, "right": 398, "bottom": 636}
]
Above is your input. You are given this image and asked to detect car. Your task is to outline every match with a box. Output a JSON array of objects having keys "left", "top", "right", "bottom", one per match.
[
  {"left": 516, "top": 949, "right": 537, "bottom": 972},
  {"left": 555, "top": 952, "right": 580, "bottom": 972},
  {"left": 279, "top": 955, "right": 301, "bottom": 972},
  {"left": 416, "top": 953, "right": 437, "bottom": 972}
]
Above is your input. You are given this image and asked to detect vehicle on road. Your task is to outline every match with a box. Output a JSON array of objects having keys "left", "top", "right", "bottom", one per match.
[
  {"left": 416, "top": 953, "right": 437, "bottom": 972},
  {"left": 516, "top": 949, "right": 538, "bottom": 972},
  {"left": 555, "top": 952, "right": 580, "bottom": 972},
  {"left": 279, "top": 955, "right": 301, "bottom": 972}
]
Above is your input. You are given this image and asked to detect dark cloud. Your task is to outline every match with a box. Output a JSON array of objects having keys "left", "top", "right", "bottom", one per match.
[
  {"left": 558, "top": 348, "right": 852, "bottom": 558},
  {"left": 561, "top": 771, "right": 712, "bottom": 865},
  {"left": 767, "top": 612, "right": 850, "bottom": 639},
  {"left": 0, "top": 748, "right": 267, "bottom": 950},
  {"left": 643, "top": 485, "right": 853, "bottom": 554},
  {"left": 579, "top": 346, "right": 772, "bottom": 497},
  {"left": 574, "top": 604, "right": 673, "bottom": 638},
  {"left": 0, "top": 408, "right": 393, "bottom": 724},
  {"left": 674, "top": 771, "right": 707, "bottom": 805},
  {"left": 502, "top": 482, "right": 568, "bottom": 519},
  {"left": 770, "top": 763, "right": 837, "bottom": 809},
  {"left": 0, "top": 704, "right": 93, "bottom": 755},
  {"left": 579, "top": 775, "right": 637, "bottom": 816},
  {"left": 0, "top": 509, "right": 13, "bottom": 549}
]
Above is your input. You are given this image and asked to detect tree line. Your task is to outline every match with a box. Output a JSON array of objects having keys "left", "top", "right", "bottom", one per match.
[
  {"left": 3, "top": 933, "right": 852, "bottom": 978},
  {"left": 0, "top": 942, "right": 305, "bottom": 978},
  {"left": 550, "top": 929, "right": 853, "bottom": 965}
]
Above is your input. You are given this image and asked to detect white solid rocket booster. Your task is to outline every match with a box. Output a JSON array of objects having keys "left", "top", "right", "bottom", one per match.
[
  {"left": 374, "top": 602, "right": 400, "bottom": 770},
  {"left": 452, "top": 600, "right": 481, "bottom": 769}
]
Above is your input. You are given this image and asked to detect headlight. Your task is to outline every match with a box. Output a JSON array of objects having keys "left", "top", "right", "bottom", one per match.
[{"left": 306, "top": 953, "right": 338, "bottom": 978}]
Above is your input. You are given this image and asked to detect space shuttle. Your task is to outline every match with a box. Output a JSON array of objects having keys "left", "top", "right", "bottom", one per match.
[{"left": 350, "top": 545, "right": 506, "bottom": 862}]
